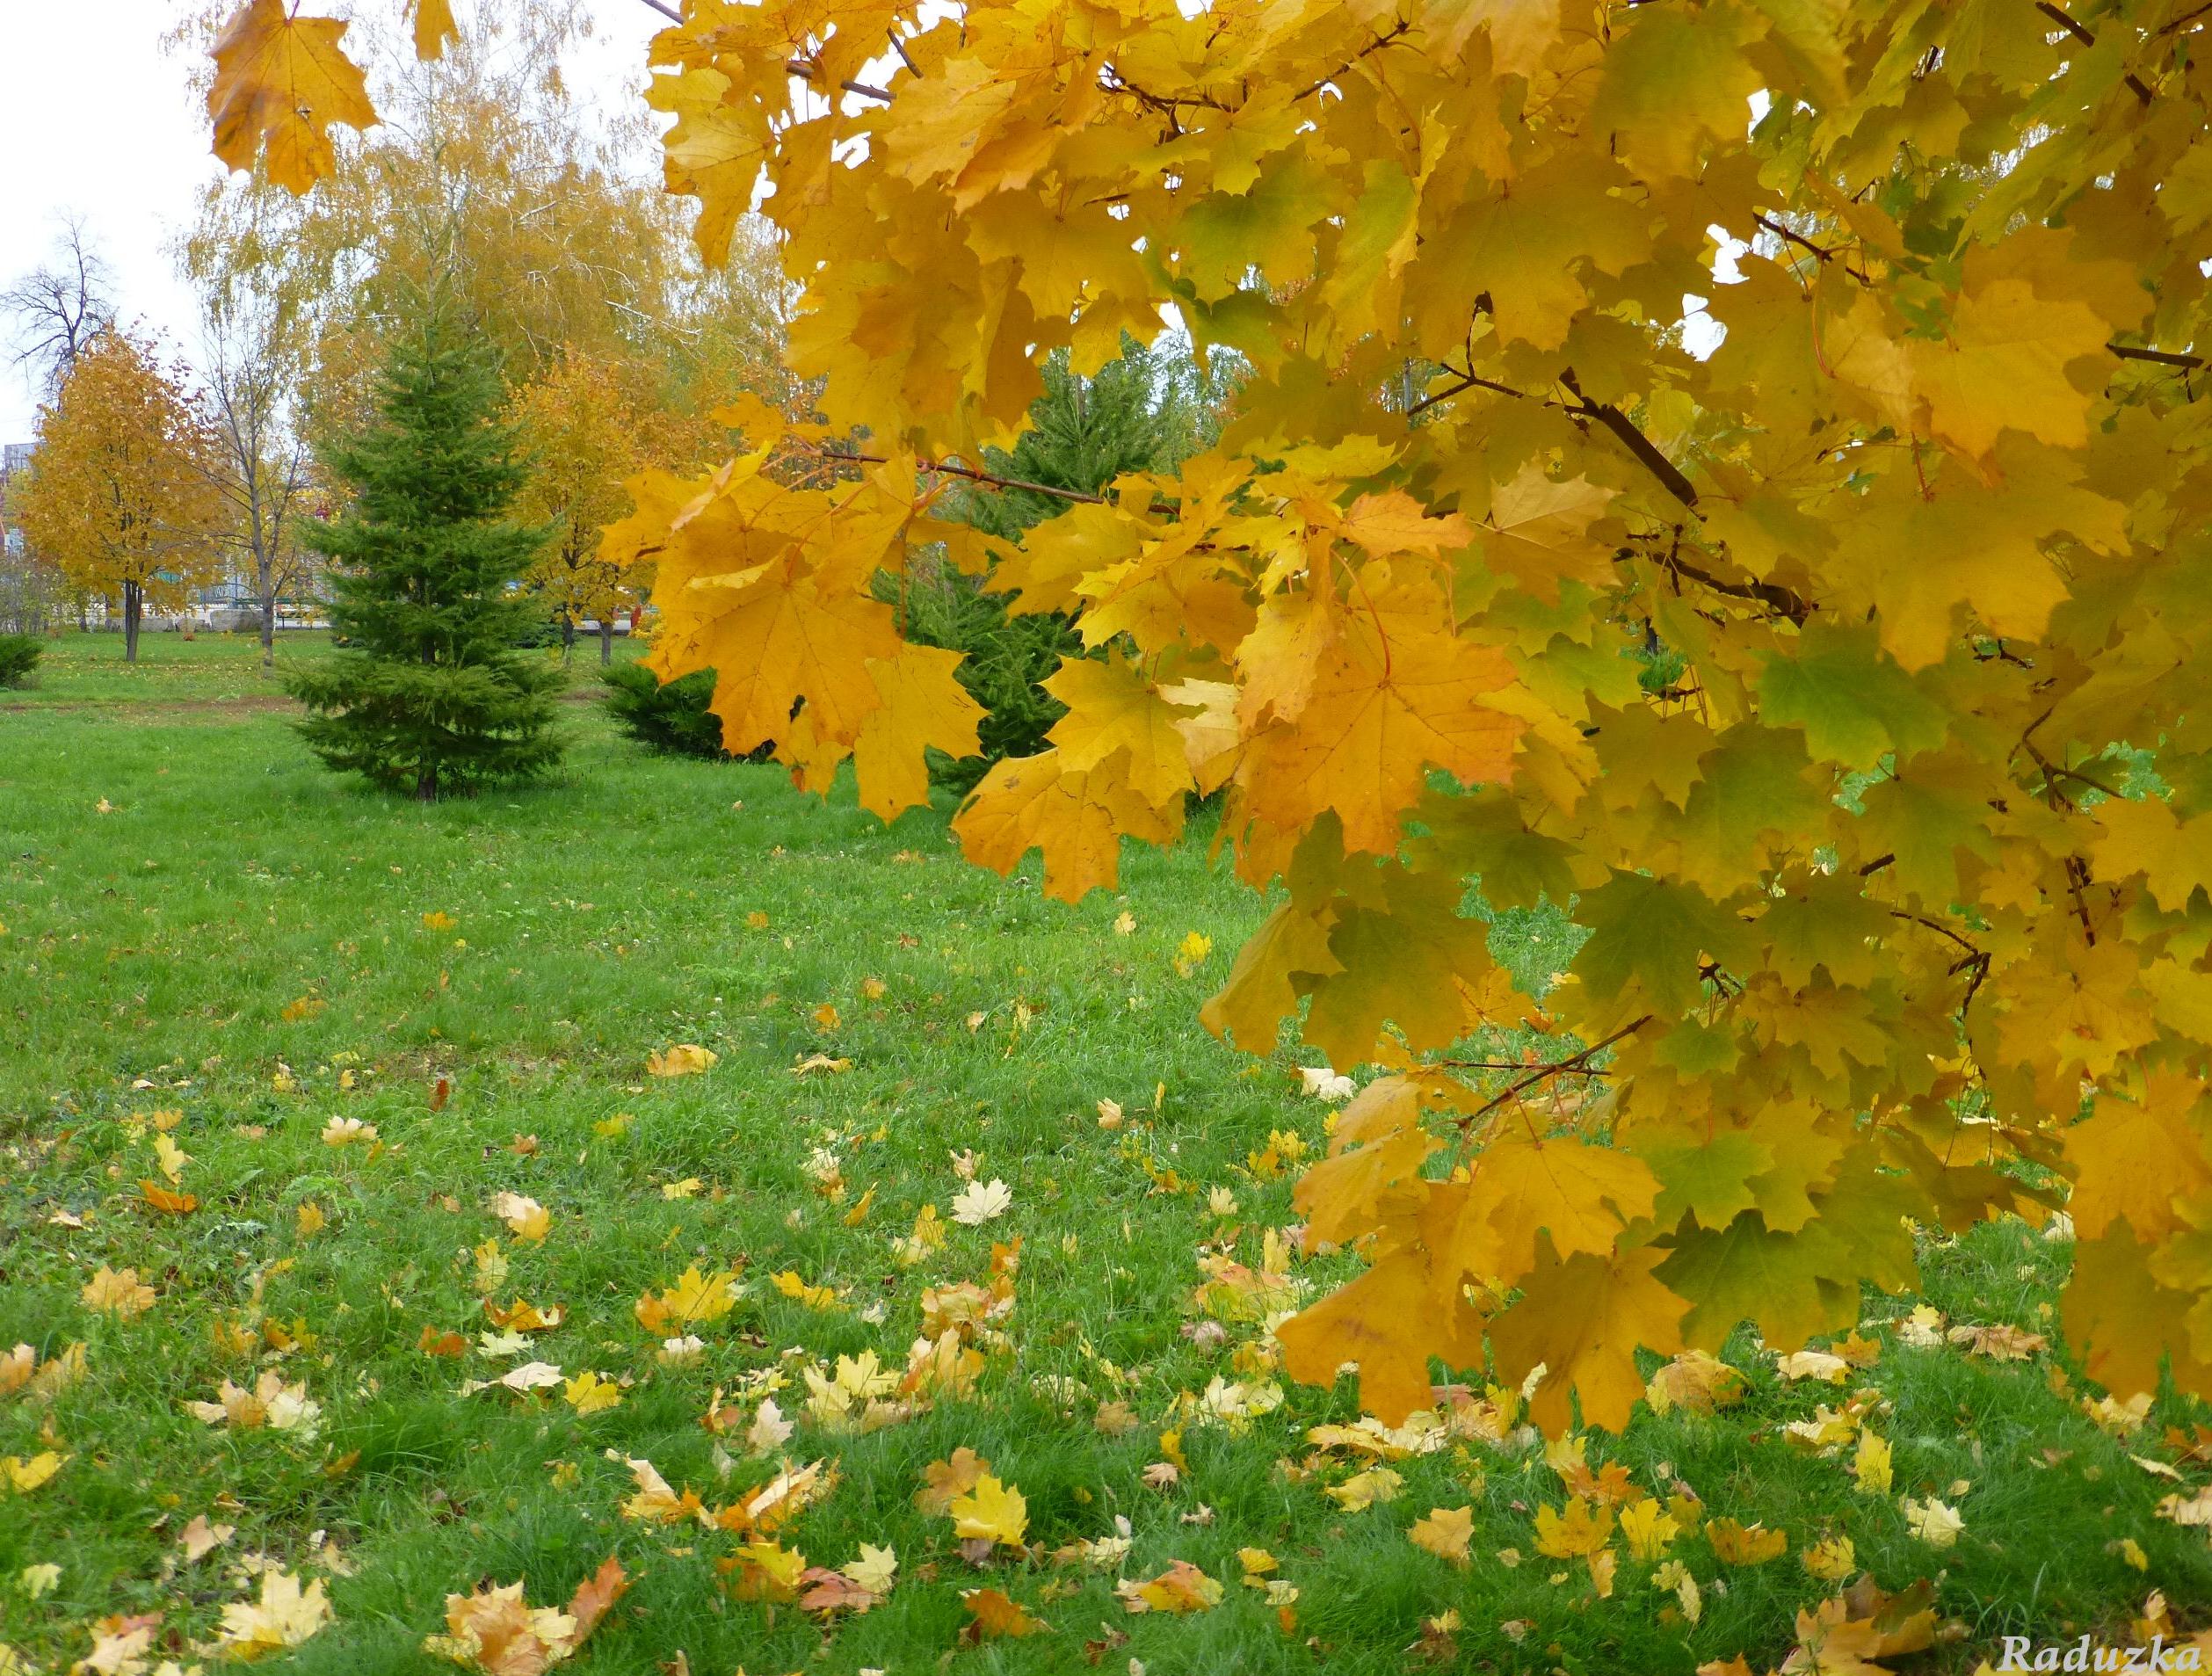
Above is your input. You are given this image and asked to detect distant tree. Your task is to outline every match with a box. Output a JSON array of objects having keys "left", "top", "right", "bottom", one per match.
[
  {"left": 890, "top": 337, "right": 1229, "bottom": 789},
  {"left": 180, "top": 179, "right": 320, "bottom": 667},
  {"left": 286, "top": 301, "right": 562, "bottom": 801},
  {"left": 12, "top": 330, "right": 225, "bottom": 662},
  {"left": 508, "top": 352, "right": 661, "bottom": 664},
  {"left": 1, "top": 216, "right": 115, "bottom": 395}
]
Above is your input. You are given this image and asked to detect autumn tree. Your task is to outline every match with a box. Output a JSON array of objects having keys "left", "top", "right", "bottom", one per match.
[
  {"left": 508, "top": 352, "right": 661, "bottom": 663},
  {"left": 286, "top": 301, "right": 563, "bottom": 801},
  {"left": 14, "top": 330, "right": 223, "bottom": 663},
  {"left": 217, "top": 0, "right": 2212, "bottom": 1434}
]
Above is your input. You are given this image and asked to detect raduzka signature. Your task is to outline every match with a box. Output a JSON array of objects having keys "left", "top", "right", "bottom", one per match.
[{"left": 1999, "top": 1637, "right": 2208, "bottom": 1672}]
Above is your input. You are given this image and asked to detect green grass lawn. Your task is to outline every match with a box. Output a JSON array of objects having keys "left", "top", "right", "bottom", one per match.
[{"left": 2, "top": 632, "right": 2206, "bottom": 1674}]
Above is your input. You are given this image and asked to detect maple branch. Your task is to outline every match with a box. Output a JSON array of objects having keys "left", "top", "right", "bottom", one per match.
[
  {"left": 630, "top": 0, "right": 682, "bottom": 19},
  {"left": 1627, "top": 545, "right": 1815, "bottom": 625},
  {"left": 1559, "top": 370, "right": 1701, "bottom": 510},
  {"left": 1752, "top": 213, "right": 1836, "bottom": 265},
  {"left": 1459, "top": 1017, "right": 1653, "bottom": 1127},
  {"left": 2109, "top": 343, "right": 2204, "bottom": 368},
  {"left": 817, "top": 446, "right": 1110, "bottom": 504},
  {"left": 785, "top": 58, "right": 896, "bottom": 104},
  {"left": 2034, "top": 2, "right": 2156, "bottom": 102},
  {"left": 1406, "top": 370, "right": 1527, "bottom": 417},
  {"left": 1291, "top": 21, "right": 1414, "bottom": 100}
]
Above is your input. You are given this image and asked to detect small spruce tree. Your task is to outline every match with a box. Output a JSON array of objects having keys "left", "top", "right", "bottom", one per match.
[
  {"left": 888, "top": 336, "right": 1229, "bottom": 791},
  {"left": 286, "top": 305, "right": 563, "bottom": 801}
]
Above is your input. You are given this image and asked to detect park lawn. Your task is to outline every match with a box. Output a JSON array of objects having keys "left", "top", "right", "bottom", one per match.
[{"left": 1, "top": 632, "right": 2207, "bottom": 1676}]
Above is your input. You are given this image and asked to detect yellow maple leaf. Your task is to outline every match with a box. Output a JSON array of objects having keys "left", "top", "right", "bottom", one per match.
[
  {"left": 1620, "top": 1498, "right": 1680, "bottom": 1561},
  {"left": 645, "top": 1043, "right": 717, "bottom": 1078},
  {"left": 2, "top": 1453, "right": 67, "bottom": 1494},
  {"left": 215, "top": 1569, "right": 333, "bottom": 1660},
  {"left": 1533, "top": 1498, "right": 1614, "bottom": 1560},
  {"left": 1706, "top": 1518, "right": 1788, "bottom": 1565},
  {"left": 80, "top": 1265, "right": 156, "bottom": 1319},
  {"left": 208, "top": 0, "right": 377, "bottom": 194},
  {"left": 1118, "top": 1560, "right": 1223, "bottom": 1614},
  {"left": 916, "top": 1447, "right": 990, "bottom": 1515},
  {"left": 491, "top": 1192, "right": 550, "bottom": 1244},
  {"left": 563, "top": 1371, "right": 623, "bottom": 1414},
  {"left": 634, "top": 1266, "right": 740, "bottom": 1336},
  {"left": 949, "top": 1473, "right": 1029, "bottom": 1549},
  {"left": 410, "top": 0, "right": 456, "bottom": 60},
  {"left": 1408, "top": 1505, "right": 1474, "bottom": 1566}
]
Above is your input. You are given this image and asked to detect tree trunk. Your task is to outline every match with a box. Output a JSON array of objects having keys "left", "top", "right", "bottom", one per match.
[
  {"left": 416, "top": 766, "right": 438, "bottom": 802},
  {"left": 599, "top": 620, "right": 613, "bottom": 664},
  {"left": 123, "top": 578, "right": 141, "bottom": 664},
  {"left": 562, "top": 612, "right": 576, "bottom": 661},
  {"left": 261, "top": 597, "right": 277, "bottom": 667}
]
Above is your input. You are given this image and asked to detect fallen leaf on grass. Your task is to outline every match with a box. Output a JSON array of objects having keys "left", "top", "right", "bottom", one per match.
[
  {"left": 563, "top": 1371, "right": 622, "bottom": 1413},
  {"left": 215, "top": 1569, "right": 332, "bottom": 1661},
  {"left": 1, "top": 1454, "right": 66, "bottom": 1494},
  {"left": 483, "top": 1298, "right": 563, "bottom": 1332},
  {"left": 1901, "top": 1497, "right": 1963, "bottom": 1548},
  {"left": 1645, "top": 1350, "right": 1746, "bottom": 1415},
  {"left": 1534, "top": 1499, "right": 1614, "bottom": 1560},
  {"left": 635, "top": 1267, "right": 740, "bottom": 1336},
  {"left": 1708, "top": 1518, "right": 1788, "bottom": 1565},
  {"left": 180, "top": 1514, "right": 236, "bottom": 1562},
  {"left": 139, "top": 1179, "right": 199, "bottom": 1215},
  {"left": 1947, "top": 1323, "right": 2048, "bottom": 1360},
  {"left": 962, "top": 1586, "right": 1048, "bottom": 1639},
  {"left": 1854, "top": 1429, "right": 1894, "bottom": 1494},
  {"left": 1326, "top": 1467, "right": 1404, "bottom": 1512},
  {"left": 1118, "top": 1561, "right": 1222, "bottom": 1614},
  {"left": 1774, "top": 1349, "right": 1850, "bottom": 1383},
  {"left": 491, "top": 1192, "right": 549, "bottom": 1244},
  {"left": 950, "top": 1178, "right": 1012, "bottom": 1226},
  {"left": 949, "top": 1474, "right": 1029, "bottom": 1549},
  {"left": 917, "top": 1448, "right": 990, "bottom": 1515},
  {"left": 424, "top": 1555, "right": 626, "bottom": 1672},
  {"left": 461, "top": 1361, "right": 565, "bottom": 1397},
  {"left": 645, "top": 1044, "right": 717, "bottom": 1077},
  {"left": 185, "top": 1372, "right": 322, "bottom": 1438},
  {"left": 1410, "top": 1505, "right": 1474, "bottom": 1566},
  {"left": 81, "top": 1265, "right": 156, "bottom": 1319}
]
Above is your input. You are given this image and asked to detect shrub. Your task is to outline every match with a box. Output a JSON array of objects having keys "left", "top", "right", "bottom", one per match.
[
  {"left": 601, "top": 661, "right": 772, "bottom": 762},
  {"left": 0, "top": 634, "right": 42, "bottom": 688}
]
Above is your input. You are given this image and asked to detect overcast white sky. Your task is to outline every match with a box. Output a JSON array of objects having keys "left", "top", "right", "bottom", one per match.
[{"left": 0, "top": 0, "right": 669, "bottom": 444}]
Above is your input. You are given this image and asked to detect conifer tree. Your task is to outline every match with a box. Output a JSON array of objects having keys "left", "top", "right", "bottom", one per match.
[
  {"left": 894, "top": 337, "right": 1225, "bottom": 787},
  {"left": 286, "top": 303, "right": 562, "bottom": 801}
]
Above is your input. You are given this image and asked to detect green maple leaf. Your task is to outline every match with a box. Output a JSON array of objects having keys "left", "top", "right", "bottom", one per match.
[{"left": 1756, "top": 622, "right": 1949, "bottom": 770}]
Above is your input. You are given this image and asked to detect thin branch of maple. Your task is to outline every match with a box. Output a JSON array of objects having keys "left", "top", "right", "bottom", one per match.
[
  {"left": 1406, "top": 369, "right": 1526, "bottom": 417},
  {"left": 1291, "top": 21, "right": 1414, "bottom": 101},
  {"left": 1456, "top": 1017, "right": 1653, "bottom": 1128},
  {"left": 1752, "top": 213, "right": 1836, "bottom": 265},
  {"left": 1627, "top": 544, "right": 1816, "bottom": 625},
  {"left": 1559, "top": 370, "right": 1701, "bottom": 510},
  {"left": 814, "top": 444, "right": 1200, "bottom": 516},
  {"left": 630, "top": 0, "right": 682, "bottom": 20},
  {"left": 784, "top": 58, "right": 896, "bottom": 103},
  {"left": 2034, "top": 1, "right": 2156, "bottom": 103},
  {"left": 2110, "top": 343, "right": 2204, "bottom": 368}
]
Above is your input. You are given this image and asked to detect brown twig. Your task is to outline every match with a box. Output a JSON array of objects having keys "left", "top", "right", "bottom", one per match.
[
  {"left": 2034, "top": 1, "right": 2155, "bottom": 103},
  {"left": 1459, "top": 1017, "right": 1653, "bottom": 1127}
]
